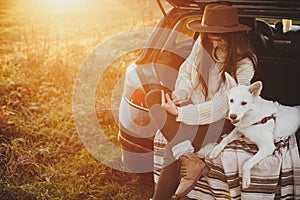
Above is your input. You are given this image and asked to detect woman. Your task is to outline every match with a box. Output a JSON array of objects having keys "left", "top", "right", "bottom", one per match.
[{"left": 145, "top": 4, "right": 257, "bottom": 199}]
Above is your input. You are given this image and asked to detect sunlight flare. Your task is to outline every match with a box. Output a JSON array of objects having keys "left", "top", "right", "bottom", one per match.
[
  {"left": 38, "top": 0, "right": 85, "bottom": 14},
  {"left": 40, "top": 0, "right": 83, "bottom": 7}
]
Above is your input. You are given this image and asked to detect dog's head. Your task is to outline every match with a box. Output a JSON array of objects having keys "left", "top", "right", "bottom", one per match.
[{"left": 225, "top": 72, "right": 263, "bottom": 125}]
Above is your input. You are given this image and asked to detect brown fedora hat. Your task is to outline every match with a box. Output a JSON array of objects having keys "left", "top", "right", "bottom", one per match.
[{"left": 188, "top": 4, "right": 251, "bottom": 33}]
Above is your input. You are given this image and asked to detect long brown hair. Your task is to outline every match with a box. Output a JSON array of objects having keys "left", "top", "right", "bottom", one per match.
[{"left": 198, "top": 31, "right": 257, "bottom": 98}]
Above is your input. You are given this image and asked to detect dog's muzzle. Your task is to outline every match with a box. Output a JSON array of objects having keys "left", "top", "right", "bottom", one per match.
[{"left": 229, "top": 113, "right": 239, "bottom": 124}]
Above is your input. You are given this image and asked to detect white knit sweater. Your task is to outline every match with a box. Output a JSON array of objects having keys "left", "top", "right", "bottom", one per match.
[{"left": 175, "top": 37, "right": 255, "bottom": 125}]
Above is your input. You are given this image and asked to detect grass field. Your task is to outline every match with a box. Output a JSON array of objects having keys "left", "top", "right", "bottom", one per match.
[{"left": 0, "top": 0, "right": 164, "bottom": 199}]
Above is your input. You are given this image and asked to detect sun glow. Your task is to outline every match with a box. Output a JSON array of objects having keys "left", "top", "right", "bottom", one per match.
[
  {"left": 38, "top": 0, "right": 85, "bottom": 14},
  {"left": 41, "top": 0, "right": 82, "bottom": 6}
]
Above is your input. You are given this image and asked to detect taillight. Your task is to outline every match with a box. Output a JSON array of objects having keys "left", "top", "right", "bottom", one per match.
[
  {"left": 125, "top": 84, "right": 147, "bottom": 109},
  {"left": 130, "top": 88, "right": 146, "bottom": 108}
]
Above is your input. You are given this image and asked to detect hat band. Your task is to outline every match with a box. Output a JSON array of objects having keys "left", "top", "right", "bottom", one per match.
[{"left": 201, "top": 23, "right": 239, "bottom": 29}]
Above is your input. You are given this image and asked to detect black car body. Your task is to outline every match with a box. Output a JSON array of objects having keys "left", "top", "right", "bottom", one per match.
[{"left": 118, "top": 0, "right": 300, "bottom": 179}]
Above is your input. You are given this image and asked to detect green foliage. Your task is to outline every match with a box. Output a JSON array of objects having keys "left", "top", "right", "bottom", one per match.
[{"left": 0, "top": 0, "right": 160, "bottom": 199}]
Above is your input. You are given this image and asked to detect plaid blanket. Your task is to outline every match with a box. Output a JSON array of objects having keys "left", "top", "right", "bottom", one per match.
[{"left": 154, "top": 132, "right": 300, "bottom": 200}]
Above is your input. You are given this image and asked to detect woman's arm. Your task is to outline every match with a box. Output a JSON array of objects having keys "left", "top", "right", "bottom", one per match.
[
  {"left": 176, "top": 58, "right": 255, "bottom": 125},
  {"left": 173, "top": 37, "right": 202, "bottom": 102},
  {"left": 235, "top": 57, "right": 256, "bottom": 85},
  {"left": 176, "top": 90, "right": 227, "bottom": 125}
]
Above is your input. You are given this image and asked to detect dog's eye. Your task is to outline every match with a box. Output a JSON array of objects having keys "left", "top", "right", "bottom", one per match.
[
  {"left": 241, "top": 101, "right": 247, "bottom": 106},
  {"left": 230, "top": 99, "right": 234, "bottom": 103}
]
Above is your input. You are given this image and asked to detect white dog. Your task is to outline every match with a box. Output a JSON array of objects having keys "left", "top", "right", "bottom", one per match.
[{"left": 209, "top": 72, "right": 300, "bottom": 188}]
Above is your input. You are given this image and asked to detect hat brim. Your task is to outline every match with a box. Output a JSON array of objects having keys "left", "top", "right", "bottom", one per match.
[{"left": 188, "top": 20, "right": 251, "bottom": 33}]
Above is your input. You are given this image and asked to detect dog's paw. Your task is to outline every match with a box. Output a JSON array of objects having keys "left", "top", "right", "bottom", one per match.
[
  {"left": 209, "top": 145, "right": 223, "bottom": 159},
  {"left": 242, "top": 173, "right": 251, "bottom": 189}
]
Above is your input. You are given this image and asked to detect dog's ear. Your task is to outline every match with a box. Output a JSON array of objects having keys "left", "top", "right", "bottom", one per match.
[
  {"left": 225, "top": 72, "right": 237, "bottom": 89},
  {"left": 249, "top": 81, "right": 263, "bottom": 96}
]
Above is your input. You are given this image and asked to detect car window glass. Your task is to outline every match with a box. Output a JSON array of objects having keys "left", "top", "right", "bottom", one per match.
[
  {"left": 175, "top": 17, "right": 200, "bottom": 44},
  {"left": 161, "top": 15, "right": 200, "bottom": 58}
]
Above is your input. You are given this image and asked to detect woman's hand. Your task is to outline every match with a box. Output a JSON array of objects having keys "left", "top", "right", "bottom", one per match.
[
  {"left": 172, "top": 90, "right": 188, "bottom": 105},
  {"left": 161, "top": 90, "right": 178, "bottom": 116}
]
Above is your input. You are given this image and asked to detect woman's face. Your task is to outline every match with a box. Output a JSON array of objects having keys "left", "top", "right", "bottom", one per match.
[{"left": 207, "top": 34, "right": 227, "bottom": 51}]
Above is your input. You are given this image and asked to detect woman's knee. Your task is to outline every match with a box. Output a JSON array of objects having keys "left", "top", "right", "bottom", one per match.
[{"left": 145, "top": 89, "right": 162, "bottom": 108}]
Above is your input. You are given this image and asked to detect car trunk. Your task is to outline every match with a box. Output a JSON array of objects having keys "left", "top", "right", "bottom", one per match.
[{"left": 157, "top": 0, "right": 300, "bottom": 19}]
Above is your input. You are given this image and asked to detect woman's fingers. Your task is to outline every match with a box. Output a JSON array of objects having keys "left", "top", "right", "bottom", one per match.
[
  {"left": 172, "top": 94, "right": 180, "bottom": 104},
  {"left": 165, "top": 93, "right": 172, "bottom": 103},
  {"left": 161, "top": 90, "right": 172, "bottom": 107},
  {"left": 172, "top": 98, "right": 181, "bottom": 105},
  {"left": 161, "top": 90, "right": 165, "bottom": 106},
  {"left": 161, "top": 90, "right": 178, "bottom": 116},
  {"left": 172, "top": 90, "right": 187, "bottom": 105}
]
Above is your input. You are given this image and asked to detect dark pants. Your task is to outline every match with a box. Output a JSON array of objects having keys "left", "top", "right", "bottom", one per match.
[
  {"left": 145, "top": 89, "right": 234, "bottom": 200},
  {"left": 296, "top": 127, "right": 300, "bottom": 157}
]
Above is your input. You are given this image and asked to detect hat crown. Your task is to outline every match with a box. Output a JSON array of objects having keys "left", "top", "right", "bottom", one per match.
[
  {"left": 202, "top": 4, "right": 239, "bottom": 28},
  {"left": 187, "top": 4, "right": 251, "bottom": 33}
]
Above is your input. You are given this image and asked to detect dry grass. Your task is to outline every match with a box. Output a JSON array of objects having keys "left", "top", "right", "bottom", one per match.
[{"left": 0, "top": 0, "right": 164, "bottom": 199}]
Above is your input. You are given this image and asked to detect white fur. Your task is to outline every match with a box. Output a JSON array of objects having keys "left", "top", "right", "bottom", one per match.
[{"left": 209, "top": 72, "right": 300, "bottom": 188}]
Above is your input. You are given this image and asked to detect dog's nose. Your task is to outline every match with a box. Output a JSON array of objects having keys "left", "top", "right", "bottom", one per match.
[{"left": 230, "top": 114, "right": 237, "bottom": 120}]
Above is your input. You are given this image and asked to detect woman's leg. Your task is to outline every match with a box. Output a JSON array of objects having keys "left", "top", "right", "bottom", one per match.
[
  {"left": 145, "top": 89, "right": 189, "bottom": 144},
  {"left": 296, "top": 127, "right": 300, "bottom": 156},
  {"left": 191, "top": 119, "right": 234, "bottom": 152},
  {"left": 151, "top": 120, "right": 227, "bottom": 200},
  {"left": 173, "top": 119, "right": 234, "bottom": 198},
  {"left": 152, "top": 150, "right": 180, "bottom": 200},
  {"left": 146, "top": 89, "right": 234, "bottom": 199},
  {"left": 146, "top": 89, "right": 196, "bottom": 200}
]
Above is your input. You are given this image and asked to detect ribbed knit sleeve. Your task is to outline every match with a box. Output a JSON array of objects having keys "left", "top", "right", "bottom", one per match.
[
  {"left": 174, "top": 37, "right": 202, "bottom": 101},
  {"left": 176, "top": 57, "right": 255, "bottom": 125},
  {"left": 176, "top": 88, "right": 227, "bottom": 125},
  {"left": 236, "top": 57, "right": 255, "bottom": 85}
]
